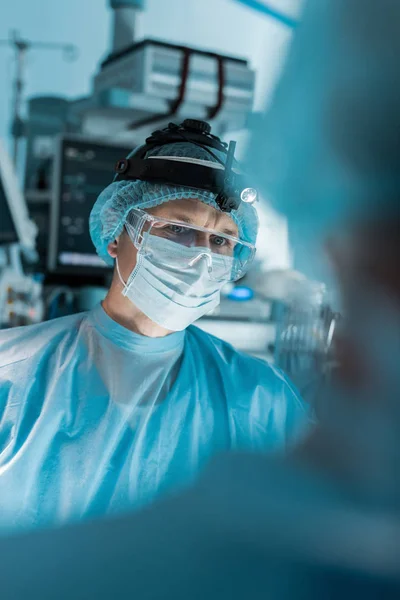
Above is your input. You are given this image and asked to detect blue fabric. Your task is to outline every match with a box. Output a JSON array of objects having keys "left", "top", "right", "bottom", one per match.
[
  {"left": 89, "top": 142, "right": 259, "bottom": 266},
  {"left": 0, "top": 304, "right": 307, "bottom": 533},
  {"left": 0, "top": 453, "right": 393, "bottom": 600}
]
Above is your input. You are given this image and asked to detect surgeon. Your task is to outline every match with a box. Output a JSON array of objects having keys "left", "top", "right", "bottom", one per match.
[
  {"left": 3, "top": 3, "right": 400, "bottom": 599},
  {"left": 0, "top": 119, "right": 307, "bottom": 533}
]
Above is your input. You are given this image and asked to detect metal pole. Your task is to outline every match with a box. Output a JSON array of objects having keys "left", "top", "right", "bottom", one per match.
[
  {"left": 0, "top": 31, "right": 79, "bottom": 168},
  {"left": 11, "top": 32, "right": 28, "bottom": 165}
]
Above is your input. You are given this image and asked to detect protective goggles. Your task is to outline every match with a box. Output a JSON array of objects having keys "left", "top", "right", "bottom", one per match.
[{"left": 124, "top": 208, "right": 256, "bottom": 282}]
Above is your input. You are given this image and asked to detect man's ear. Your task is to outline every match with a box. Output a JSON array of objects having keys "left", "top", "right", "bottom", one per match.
[{"left": 107, "top": 239, "right": 119, "bottom": 259}]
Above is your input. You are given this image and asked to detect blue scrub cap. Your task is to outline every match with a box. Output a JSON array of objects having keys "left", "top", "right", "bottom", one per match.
[{"left": 90, "top": 141, "right": 259, "bottom": 266}]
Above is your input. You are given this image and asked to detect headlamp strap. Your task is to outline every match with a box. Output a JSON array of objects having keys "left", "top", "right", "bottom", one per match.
[{"left": 215, "top": 140, "right": 239, "bottom": 213}]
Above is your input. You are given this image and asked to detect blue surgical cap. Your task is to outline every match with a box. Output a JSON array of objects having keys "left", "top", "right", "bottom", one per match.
[{"left": 90, "top": 141, "right": 259, "bottom": 266}]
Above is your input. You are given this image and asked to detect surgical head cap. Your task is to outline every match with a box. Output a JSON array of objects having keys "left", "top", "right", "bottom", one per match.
[{"left": 90, "top": 141, "right": 259, "bottom": 266}]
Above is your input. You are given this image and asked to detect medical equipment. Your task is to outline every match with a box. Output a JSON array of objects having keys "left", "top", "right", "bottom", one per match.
[
  {"left": 114, "top": 120, "right": 258, "bottom": 214},
  {"left": 0, "top": 139, "right": 37, "bottom": 255},
  {"left": 197, "top": 314, "right": 275, "bottom": 361},
  {"left": 0, "top": 181, "right": 18, "bottom": 246},
  {"left": 110, "top": 1, "right": 145, "bottom": 54},
  {"left": 0, "top": 32, "right": 78, "bottom": 166},
  {"left": 0, "top": 139, "right": 43, "bottom": 327},
  {"left": 0, "top": 264, "right": 43, "bottom": 328},
  {"left": 71, "top": 1, "right": 255, "bottom": 140},
  {"left": 273, "top": 289, "right": 338, "bottom": 410},
  {"left": 74, "top": 39, "right": 255, "bottom": 140},
  {"left": 48, "top": 136, "right": 131, "bottom": 275}
]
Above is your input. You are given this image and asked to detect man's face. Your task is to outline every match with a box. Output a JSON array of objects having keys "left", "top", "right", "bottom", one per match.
[{"left": 107, "top": 197, "right": 238, "bottom": 284}]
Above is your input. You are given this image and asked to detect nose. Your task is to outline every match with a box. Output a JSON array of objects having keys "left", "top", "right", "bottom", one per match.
[{"left": 195, "top": 232, "right": 212, "bottom": 250}]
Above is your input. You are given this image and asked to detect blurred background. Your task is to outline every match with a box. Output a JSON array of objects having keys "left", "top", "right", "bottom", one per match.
[{"left": 0, "top": 0, "right": 335, "bottom": 402}]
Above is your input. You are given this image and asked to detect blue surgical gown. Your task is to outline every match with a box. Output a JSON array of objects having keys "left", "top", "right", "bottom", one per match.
[{"left": 0, "top": 304, "right": 307, "bottom": 532}]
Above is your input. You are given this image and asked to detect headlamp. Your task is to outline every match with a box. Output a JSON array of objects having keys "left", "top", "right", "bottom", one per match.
[
  {"left": 240, "top": 188, "right": 258, "bottom": 204},
  {"left": 114, "top": 119, "right": 258, "bottom": 213}
]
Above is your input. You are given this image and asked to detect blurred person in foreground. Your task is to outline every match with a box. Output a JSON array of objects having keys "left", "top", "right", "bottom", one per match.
[{"left": 1, "top": 0, "right": 400, "bottom": 598}]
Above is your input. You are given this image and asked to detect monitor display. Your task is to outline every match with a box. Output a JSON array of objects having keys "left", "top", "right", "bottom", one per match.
[{"left": 50, "top": 137, "right": 132, "bottom": 273}]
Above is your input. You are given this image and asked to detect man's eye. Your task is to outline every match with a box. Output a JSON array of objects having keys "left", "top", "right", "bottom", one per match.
[
  {"left": 211, "top": 236, "right": 227, "bottom": 247},
  {"left": 167, "top": 225, "right": 189, "bottom": 235}
]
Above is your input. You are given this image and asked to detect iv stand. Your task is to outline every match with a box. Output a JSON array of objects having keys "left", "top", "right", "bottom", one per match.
[{"left": 0, "top": 30, "right": 79, "bottom": 166}]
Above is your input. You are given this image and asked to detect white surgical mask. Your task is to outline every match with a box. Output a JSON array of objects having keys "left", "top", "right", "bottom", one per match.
[{"left": 116, "top": 236, "right": 229, "bottom": 331}]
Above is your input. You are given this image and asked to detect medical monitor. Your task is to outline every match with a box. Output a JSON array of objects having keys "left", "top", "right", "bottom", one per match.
[{"left": 48, "top": 136, "right": 132, "bottom": 274}]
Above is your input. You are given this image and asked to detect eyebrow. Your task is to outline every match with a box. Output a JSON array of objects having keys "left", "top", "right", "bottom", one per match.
[{"left": 168, "top": 213, "right": 239, "bottom": 237}]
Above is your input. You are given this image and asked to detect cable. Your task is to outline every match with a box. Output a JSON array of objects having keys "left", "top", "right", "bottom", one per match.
[{"left": 236, "top": 0, "right": 298, "bottom": 28}]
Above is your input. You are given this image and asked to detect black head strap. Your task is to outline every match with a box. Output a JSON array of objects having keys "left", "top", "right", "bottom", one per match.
[{"left": 113, "top": 119, "right": 253, "bottom": 212}]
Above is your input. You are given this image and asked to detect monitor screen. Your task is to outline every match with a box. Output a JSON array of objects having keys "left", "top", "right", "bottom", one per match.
[
  {"left": 0, "top": 170, "right": 19, "bottom": 246},
  {"left": 50, "top": 137, "right": 132, "bottom": 273}
]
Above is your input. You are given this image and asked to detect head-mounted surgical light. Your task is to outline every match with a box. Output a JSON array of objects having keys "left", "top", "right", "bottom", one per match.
[
  {"left": 113, "top": 119, "right": 258, "bottom": 213},
  {"left": 241, "top": 187, "right": 258, "bottom": 204}
]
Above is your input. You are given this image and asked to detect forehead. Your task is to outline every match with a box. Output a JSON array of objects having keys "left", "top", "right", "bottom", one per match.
[{"left": 146, "top": 198, "right": 239, "bottom": 237}]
